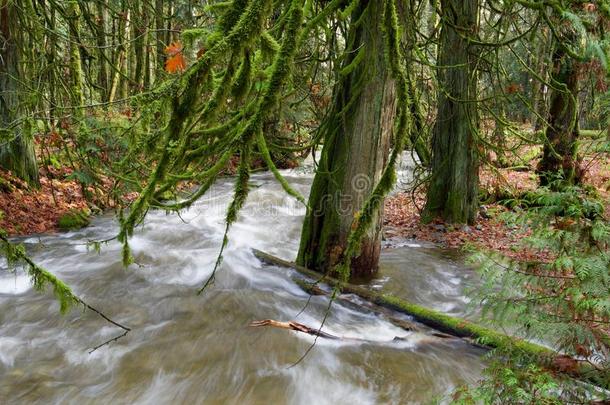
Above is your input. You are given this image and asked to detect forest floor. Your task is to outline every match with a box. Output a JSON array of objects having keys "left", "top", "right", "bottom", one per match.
[
  {"left": 384, "top": 137, "right": 610, "bottom": 262},
  {"left": 0, "top": 165, "right": 115, "bottom": 236}
]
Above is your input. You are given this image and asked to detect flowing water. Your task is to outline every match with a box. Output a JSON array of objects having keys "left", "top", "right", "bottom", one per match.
[{"left": 0, "top": 162, "right": 485, "bottom": 404}]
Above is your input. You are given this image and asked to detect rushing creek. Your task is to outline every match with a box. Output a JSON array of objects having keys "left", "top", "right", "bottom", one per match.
[{"left": 0, "top": 159, "right": 485, "bottom": 404}]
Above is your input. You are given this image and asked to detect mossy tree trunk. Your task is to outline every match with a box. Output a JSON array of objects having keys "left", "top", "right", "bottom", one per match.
[
  {"left": 297, "top": 0, "right": 396, "bottom": 277},
  {"left": 0, "top": 0, "right": 39, "bottom": 186},
  {"left": 67, "top": 1, "right": 85, "bottom": 110},
  {"left": 155, "top": 0, "right": 164, "bottom": 76},
  {"left": 402, "top": 2, "right": 430, "bottom": 167},
  {"left": 422, "top": 0, "right": 480, "bottom": 225},
  {"left": 95, "top": 0, "right": 109, "bottom": 102},
  {"left": 536, "top": 37, "right": 581, "bottom": 187},
  {"left": 131, "top": 0, "right": 145, "bottom": 94},
  {"left": 531, "top": 31, "right": 552, "bottom": 130}
]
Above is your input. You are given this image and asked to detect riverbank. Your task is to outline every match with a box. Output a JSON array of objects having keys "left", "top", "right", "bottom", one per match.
[
  {"left": 384, "top": 150, "right": 610, "bottom": 261},
  {"left": 0, "top": 167, "right": 95, "bottom": 235}
]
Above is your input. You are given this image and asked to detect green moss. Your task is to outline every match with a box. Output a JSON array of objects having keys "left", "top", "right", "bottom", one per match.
[
  {"left": 378, "top": 294, "right": 552, "bottom": 357},
  {"left": 58, "top": 208, "right": 91, "bottom": 231}
]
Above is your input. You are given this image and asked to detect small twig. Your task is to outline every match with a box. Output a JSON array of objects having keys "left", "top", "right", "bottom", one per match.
[
  {"left": 80, "top": 300, "right": 131, "bottom": 332},
  {"left": 287, "top": 288, "right": 337, "bottom": 369},
  {"left": 88, "top": 329, "right": 129, "bottom": 354}
]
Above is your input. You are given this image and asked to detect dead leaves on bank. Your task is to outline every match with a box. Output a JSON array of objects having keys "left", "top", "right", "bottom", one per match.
[
  {"left": 384, "top": 151, "right": 610, "bottom": 263},
  {"left": 0, "top": 169, "right": 89, "bottom": 235}
]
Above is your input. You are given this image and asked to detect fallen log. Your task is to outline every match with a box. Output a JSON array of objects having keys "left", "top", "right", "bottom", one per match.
[
  {"left": 292, "top": 278, "right": 460, "bottom": 341},
  {"left": 250, "top": 319, "right": 340, "bottom": 339},
  {"left": 253, "top": 249, "right": 610, "bottom": 390},
  {"left": 249, "top": 319, "right": 457, "bottom": 345}
]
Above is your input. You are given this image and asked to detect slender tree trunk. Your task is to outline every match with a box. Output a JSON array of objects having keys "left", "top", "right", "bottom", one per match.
[
  {"left": 537, "top": 37, "right": 581, "bottom": 187},
  {"left": 131, "top": 0, "right": 144, "bottom": 93},
  {"left": 155, "top": 0, "right": 164, "bottom": 78},
  {"left": 493, "top": 97, "right": 508, "bottom": 167},
  {"left": 165, "top": 1, "right": 173, "bottom": 47},
  {"left": 0, "top": 0, "right": 39, "bottom": 186},
  {"left": 402, "top": 1, "right": 430, "bottom": 166},
  {"left": 143, "top": 3, "right": 151, "bottom": 90},
  {"left": 532, "top": 29, "right": 552, "bottom": 131},
  {"left": 45, "top": 1, "right": 58, "bottom": 127},
  {"left": 95, "top": 0, "right": 109, "bottom": 102},
  {"left": 297, "top": 1, "right": 396, "bottom": 276},
  {"left": 109, "top": 7, "right": 130, "bottom": 103},
  {"left": 422, "top": 0, "right": 480, "bottom": 225},
  {"left": 67, "top": 1, "right": 85, "bottom": 111}
]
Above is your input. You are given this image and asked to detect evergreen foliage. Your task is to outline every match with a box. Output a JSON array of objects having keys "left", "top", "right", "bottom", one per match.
[{"left": 463, "top": 184, "right": 610, "bottom": 400}]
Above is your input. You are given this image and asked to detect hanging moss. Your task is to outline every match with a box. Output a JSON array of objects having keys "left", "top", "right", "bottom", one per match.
[
  {"left": 339, "top": 45, "right": 365, "bottom": 76},
  {"left": 256, "top": 129, "right": 306, "bottom": 205},
  {"left": 119, "top": 0, "right": 276, "bottom": 264},
  {"left": 231, "top": 51, "right": 252, "bottom": 101},
  {"left": 1, "top": 234, "right": 79, "bottom": 313}
]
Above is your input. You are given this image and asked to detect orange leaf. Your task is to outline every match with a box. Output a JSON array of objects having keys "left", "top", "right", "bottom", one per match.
[
  {"left": 165, "top": 53, "right": 186, "bottom": 73},
  {"left": 164, "top": 41, "right": 186, "bottom": 73},
  {"left": 164, "top": 41, "right": 183, "bottom": 56}
]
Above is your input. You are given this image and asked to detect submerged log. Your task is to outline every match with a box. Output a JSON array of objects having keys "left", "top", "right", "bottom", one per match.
[
  {"left": 292, "top": 278, "right": 457, "bottom": 341},
  {"left": 250, "top": 319, "right": 340, "bottom": 340},
  {"left": 253, "top": 249, "right": 610, "bottom": 390},
  {"left": 249, "top": 318, "right": 455, "bottom": 345}
]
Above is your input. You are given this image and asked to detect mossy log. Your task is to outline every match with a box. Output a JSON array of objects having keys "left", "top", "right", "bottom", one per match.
[
  {"left": 291, "top": 278, "right": 459, "bottom": 342},
  {"left": 253, "top": 249, "right": 609, "bottom": 389}
]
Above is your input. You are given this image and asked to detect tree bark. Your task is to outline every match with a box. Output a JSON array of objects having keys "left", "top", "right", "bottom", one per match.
[
  {"left": 536, "top": 36, "right": 581, "bottom": 187},
  {"left": 532, "top": 29, "right": 553, "bottom": 131},
  {"left": 0, "top": 0, "right": 39, "bottom": 186},
  {"left": 297, "top": 0, "right": 396, "bottom": 277},
  {"left": 422, "top": 0, "right": 480, "bottom": 225},
  {"left": 95, "top": 0, "right": 109, "bottom": 102},
  {"left": 66, "top": 1, "right": 85, "bottom": 110},
  {"left": 155, "top": 0, "right": 164, "bottom": 76},
  {"left": 131, "top": 0, "right": 145, "bottom": 93}
]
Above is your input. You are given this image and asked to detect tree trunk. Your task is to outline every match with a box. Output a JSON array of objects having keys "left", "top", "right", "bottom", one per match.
[
  {"left": 109, "top": 7, "right": 130, "bottom": 103},
  {"left": 0, "top": 0, "right": 39, "bottom": 186},
  {"left": 95, "top": 0, "right": 109, "bottom": 102},
  {"left": 131, "top": 0, "right": 144, "bottom": 94},
  {"left": 536, "top": 38, "right": 581, "bottom": 187},
  {"left": 297, "top": 0, "right": 396, "bottom": 277},
  {"left": 66, "top": 1, "right": 85, "bottom": 110},
  {"left": 422, "top": 0, "right": 480, "bottom": 225},
  {"left": 402, "top": 1, "right": 430, "bottom": 167},
  {"left": 532, "top": 29, "right": 552, "bottom": 131},
  {"left": 155, "top": 0, "right": 164, "bottom": 77}
]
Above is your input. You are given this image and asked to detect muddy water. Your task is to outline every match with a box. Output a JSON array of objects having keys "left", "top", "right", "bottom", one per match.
[{"left": 0, "top": 165, "right": 484, "bottom": 404}]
